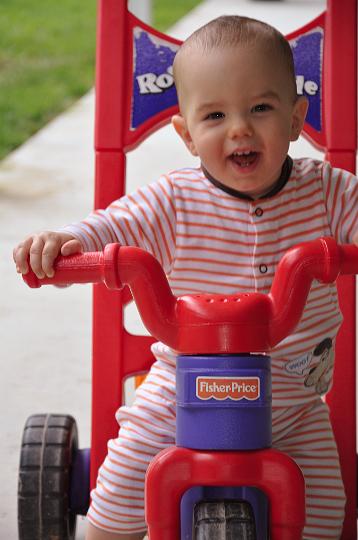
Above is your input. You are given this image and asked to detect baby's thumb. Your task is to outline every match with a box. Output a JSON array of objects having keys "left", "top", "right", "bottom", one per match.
[{"left": 61, "top": 239, "right": 82, "bottom": 256}]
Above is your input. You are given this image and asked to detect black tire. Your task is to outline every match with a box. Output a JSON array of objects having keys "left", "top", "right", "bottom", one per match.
[
  {"left": 194, "top": 500, "right": 257, "bottom": 539},
  {"left": 18, "top": 414, "right": 78, "bottom": 540}
]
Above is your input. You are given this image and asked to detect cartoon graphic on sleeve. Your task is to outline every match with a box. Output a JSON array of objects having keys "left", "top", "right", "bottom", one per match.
[{"left": 304, "top": 338, "right": 334, "bottom": 395}]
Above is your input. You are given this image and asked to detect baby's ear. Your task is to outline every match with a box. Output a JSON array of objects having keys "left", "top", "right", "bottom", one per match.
[
  {"left": 290, "top": 96, "right": 309, "bottom": 141},
  {"left": 171, "top": 114, "right": 198, "bottom": 156}
]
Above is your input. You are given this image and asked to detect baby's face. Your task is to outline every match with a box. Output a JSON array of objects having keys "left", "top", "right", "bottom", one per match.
[{"left": 173, "top": 44, "right": 307, "bottom": 198}]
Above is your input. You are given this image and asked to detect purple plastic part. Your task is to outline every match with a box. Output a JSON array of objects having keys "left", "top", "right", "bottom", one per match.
[
  {"left": 69, "top": 447, "right": 91, "bottom": 515},
  {"left": 176, "top": 355, "right": 272, "bottom": 450},
  {"left": 177, "top": 355, "right": 271, "bottom": 538}
]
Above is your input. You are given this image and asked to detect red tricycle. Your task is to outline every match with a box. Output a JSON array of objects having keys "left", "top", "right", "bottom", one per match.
[
  {"left": 18, "top": 237, "right": 358, "bottom": 539},
  {"left": 17, "top": 0, "right": 357, "bottom": 539}
]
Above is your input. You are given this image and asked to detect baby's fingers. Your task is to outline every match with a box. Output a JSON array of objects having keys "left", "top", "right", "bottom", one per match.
[
  {"left": 13, "top": 237, "right": 34, "bottom": 274},
  {"left": 29, "top": 236, "right": 47, "bottom": 278},
  {"left": 41, "top": 236, "right": 67, "bottom": 278},
  {"left": 60, "top": 239, "right": 82, "bottom": 256}
]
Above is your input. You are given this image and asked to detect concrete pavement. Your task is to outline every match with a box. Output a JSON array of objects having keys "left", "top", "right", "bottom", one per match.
[{"left": 0, "top": 0, "right": 327, "bottom": 537}]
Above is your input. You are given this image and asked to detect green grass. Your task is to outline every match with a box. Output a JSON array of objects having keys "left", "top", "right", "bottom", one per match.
[
  {"left": 0, "top": 0, "right": 201, "bottom": 161},
  {"left": 153, "top": 0, "right": 201, "bottom": 31}
]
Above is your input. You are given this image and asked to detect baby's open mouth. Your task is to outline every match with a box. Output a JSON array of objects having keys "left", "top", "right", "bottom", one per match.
[{"left": 230, "top": 151, "right": 258, "bottom": 168}]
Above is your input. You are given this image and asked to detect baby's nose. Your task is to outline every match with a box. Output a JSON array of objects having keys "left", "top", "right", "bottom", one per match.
[{"left": 228, "top": 116, "right": 253, "bottom": 138}]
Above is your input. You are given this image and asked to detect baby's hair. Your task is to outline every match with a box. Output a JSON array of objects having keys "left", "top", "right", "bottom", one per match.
[{"left": 174, "top": 15, "right": 297, "bottom": 100}]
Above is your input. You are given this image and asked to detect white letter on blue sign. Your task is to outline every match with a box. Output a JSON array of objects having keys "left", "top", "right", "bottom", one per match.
[
  {"left": 137, "top": 66, "right": 175, "bottom": 94},
  {"left": 137, "top": 73, "right": 162, "bottom": 94},
  {"left": 296, "top": 75, "right": 319, "bottom": 96}
]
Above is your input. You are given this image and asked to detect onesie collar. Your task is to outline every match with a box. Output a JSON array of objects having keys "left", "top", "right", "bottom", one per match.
[{"left": 202, "top": 155, "right": 293, "bottom": 201}]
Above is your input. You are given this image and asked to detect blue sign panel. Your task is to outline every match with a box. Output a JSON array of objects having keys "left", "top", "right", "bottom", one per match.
[
  {"left": 290, "top": 29, "right": 323, "bottom": 132},
  {"left": 131, "top": 26, "right": 324, "bottom": 136},
  {"left": 131, "top": 28, "right": 179, "bottom": 130}
]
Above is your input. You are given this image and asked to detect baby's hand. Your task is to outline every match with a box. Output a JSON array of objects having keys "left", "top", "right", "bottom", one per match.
[{"left": 13, "top": 231, "right": 82, "bottom": 279}]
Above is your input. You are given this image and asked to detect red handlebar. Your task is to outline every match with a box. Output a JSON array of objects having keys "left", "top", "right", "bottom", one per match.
[{"left": 23, "top": 238, "right": 358, "bottom": 354}]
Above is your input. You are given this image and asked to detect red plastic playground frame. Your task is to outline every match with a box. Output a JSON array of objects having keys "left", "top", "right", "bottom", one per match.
[{"left": 91, "top": 1, "right": 357, "bottom": 537}]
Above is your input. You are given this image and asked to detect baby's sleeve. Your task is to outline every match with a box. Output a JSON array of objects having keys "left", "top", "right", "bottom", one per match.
[
  {"left": 59, "top": 174, "right": 177, "bottom": 273},
  {"left": 321, "top": 161, "right": 358, "bottom": 244}
]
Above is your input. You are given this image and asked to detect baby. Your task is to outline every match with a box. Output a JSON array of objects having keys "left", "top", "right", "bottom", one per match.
[{"left": 14, "top": 15, "right": 358, "bottom": 540}]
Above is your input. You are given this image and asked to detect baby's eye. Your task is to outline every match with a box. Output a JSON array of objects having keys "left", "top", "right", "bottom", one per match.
[
  {"left": 205, "top": 111, "right": 225, "bottom": 120},
  {"left": 252, "top": 103, "right": 272, "bottom": 113}
]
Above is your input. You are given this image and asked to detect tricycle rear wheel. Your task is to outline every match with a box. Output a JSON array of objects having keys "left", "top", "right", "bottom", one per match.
[{"left": 18, "top": 414, "right": 78, "bottom": 540}]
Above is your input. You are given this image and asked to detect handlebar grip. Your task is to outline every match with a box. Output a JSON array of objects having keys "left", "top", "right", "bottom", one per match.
[{"left": 22, "top": 251, "right": 106, "bottom": 288}]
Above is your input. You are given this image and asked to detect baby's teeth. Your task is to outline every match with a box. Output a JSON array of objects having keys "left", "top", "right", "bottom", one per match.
[{"left": 234, "top": 150, "right": 252, "bottom": 156}]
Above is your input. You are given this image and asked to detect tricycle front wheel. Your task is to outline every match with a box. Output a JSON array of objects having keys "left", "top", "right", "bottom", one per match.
[
  {"left": 18, "top": 414, "right": 78, "bottom": 540},
  {"left": 194, "top": 500, "right": 257, "bottom": 539}
]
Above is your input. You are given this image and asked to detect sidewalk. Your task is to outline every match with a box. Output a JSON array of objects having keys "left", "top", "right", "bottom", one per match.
[{"left": 0, "top": 1, "right": 325, "bottom": 537}]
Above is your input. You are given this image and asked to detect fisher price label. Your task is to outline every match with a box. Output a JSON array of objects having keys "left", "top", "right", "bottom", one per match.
[{"left": 196, "top": 377, "right": 260, "bottom": 401}]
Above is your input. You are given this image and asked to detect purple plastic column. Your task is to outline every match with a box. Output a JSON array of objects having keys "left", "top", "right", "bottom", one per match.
[
  {"left": 176, "top": 354, "right": 272, "bottom": 450},
  {"left": 177, "top": 354, "right": 271, "bottom": 539}
]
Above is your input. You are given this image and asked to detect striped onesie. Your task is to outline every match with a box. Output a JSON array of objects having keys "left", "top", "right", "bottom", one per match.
[{"left": 61, "top": 156, "right": 358, "bottom": 539}]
